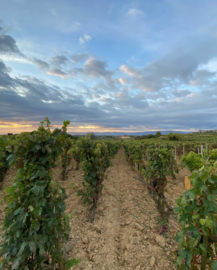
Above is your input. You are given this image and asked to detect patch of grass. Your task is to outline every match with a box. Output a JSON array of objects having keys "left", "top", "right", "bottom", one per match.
[
  {"left": 158, "top": 217, "right": 168, "bottom": 226},
  {"left": 68, "top": 182, "right": 78, "bottom": 190}
]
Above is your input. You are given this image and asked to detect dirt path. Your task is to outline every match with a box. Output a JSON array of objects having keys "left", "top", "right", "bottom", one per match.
[
  {"left": 67, "top": 148, "right": 183, "bottom": 269},
  {"left": 0, "top": 148, "right": 189, "bottom": 270}
]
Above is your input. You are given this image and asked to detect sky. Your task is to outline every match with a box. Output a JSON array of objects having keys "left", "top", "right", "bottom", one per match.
[{"left": 1, "top": 0, "right": 217, "bottom": 135}]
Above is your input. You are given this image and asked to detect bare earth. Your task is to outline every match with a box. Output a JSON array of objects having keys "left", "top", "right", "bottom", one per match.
[{"left": 0, "top": 148, "right": 190, "bottom": 270}]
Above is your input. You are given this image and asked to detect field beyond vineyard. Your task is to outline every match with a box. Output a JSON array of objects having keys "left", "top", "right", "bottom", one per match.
[{"left": 0, "top": 147, "right": 190, "bottom": 270}]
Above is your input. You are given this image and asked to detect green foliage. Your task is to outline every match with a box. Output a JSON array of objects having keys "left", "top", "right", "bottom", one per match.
[
  {"left": 68, "top": 140, "right": 83, "bottom": 170},
  {"left": 87, "top": 132, "right": 96, "bottom": 140},
  {"left": 181, "top": 151, "right": 203, "bottom": 173},
  {"left": 136, "top": 134, "right": 156, "bottom": 140},
  {"left": 155, "top": 131, "right": 162, "bottom": 138},
  {"left": 142, "top": 145, "right": 177, "bottom": 212},
  {"left": 0, "top": 137, "right": 10, "bottom": 184},
  {"left": 59, "top": 132, "right": 73, "bottom": 181},
  {"left": 166, "top": 132, "right": 183, "bottom": 141},
  {"left": 142, "top": 145, "right": 175, "bottom": 183},
  {"left": 0, "top": 137, "right": 8, "bottom": 149},
  {"left": 107, "top": 141, "right": 121, "bottom": 158},
  {"left": 123, "top": 143, "right": 143, "bottom": 170},
  {"left": 77, "top": 135, "right": 111, "bottom": 208},
  {"left": 174, "top": 161, "right": 217, "bottom": 270},
  {"left": 0, "top": 118, "right": 79, "bottom": 270},
  {"left": 208, "top": 149, "right": 217, "bottom": 164}
]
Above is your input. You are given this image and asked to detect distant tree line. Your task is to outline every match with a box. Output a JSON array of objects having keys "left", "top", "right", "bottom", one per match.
[{"left": 136, "top": 131, "right": 162, "bottom": 140}]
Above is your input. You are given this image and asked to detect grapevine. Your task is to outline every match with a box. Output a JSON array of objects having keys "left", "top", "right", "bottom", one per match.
[
  {"left": 0, "top": 137, "right": 10, "bottom": 189},
  {"left": 0, "top": 118, "right": 79, "bottom": 270},
  {"left": 77, "top": 136, "right": 117, "bottom": 222},
  {"left": 175, "top": 161, "right": 217, "bottom": 270},
  {"left": 142, "top": 145, "right": 177, "bottom": 213}
]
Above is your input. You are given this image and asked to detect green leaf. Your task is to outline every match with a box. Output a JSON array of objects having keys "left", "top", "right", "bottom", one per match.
[
  {"left": 45, "top": 145, "right": 52, "bottom": 153},
  {"left": 200, "top": 219, "right": 205, "bottom": 226},
  {"left": 192, "top": 214, "right": 199, "bottom": 219},
  {"left": 17, "top": 242, "right": 28, "bottom": 256},
  {"left": 14, "top": 207, "right": 24, "bottom": 216},
  {"left": 185, "top": 189, "right": 195, "bottom": 200},
  {"left": 211, "top": 261, "right": 217, "bottom": 270},
  {"left": 0, "top": 262, "right": 5, "bottom": 270},
  {"left": 31, "top": 185, "right": 45, "bottom": 196},
  {"left": 175, "top": 231, "right": 184, "bottom": 245},
  {"left": 28, "top": 206, "right": 34, "bottom": 212},
  {"left": 176, "top": 256, "right": 182, "bottom": 266},
  {"left": 26, "top": 134, "right": 35, "bottom": 142},
  {"left": 39, "top": 244, "right": 45, "bottom": 255},
  {"left": 11, "top": 257, "right": 20, "bottom": 270},
  {"left": 7, "top": 154, "right": 15, "bottom": 166},
  {"left": 31, "top": 185, "right": 40, "bottom": 196},
  {"left": 16, "top": 230, "right": 21, "bottom": 238},
  {"left": 180, "top": 249, "right": 192, "bottom": 267},
  {"left": 29, "top": 241, "right": 36, "bottom": 254},
  {"left": 206, "top": 218, "right": 213, "bottom": 229},
  {"left": 23, "top": 213, "right": 28, "bottom": 224},
  {"left": 66, "top": 258, "right": 80, "bottom": 269}
]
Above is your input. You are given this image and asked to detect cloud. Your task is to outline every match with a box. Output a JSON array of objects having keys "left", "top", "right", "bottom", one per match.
[
  {"left": 79, "top": 34, "right": 92, "bottom": 44},
  {"left": 0, "top": 32, "right": 23, "bottom": 56},
  {"left": 31, "top": 58, "right": 50, "bottom": 71},
  {"left": 127, "top": 8, "right": 144, "bottom": 18},
  {"left": 147, "top": 37, "right": 217, "bottom": 82},
  {"left": 0, "top": 61, "right": 13, "bottom": 88},
  {"left": 120, "top": 65, "right": 141, "bottom": 77},
  {"left": 30, "top": 53, "right": 115, "bottom": 82},
  {"left": 114, "top": 88, "right": 149, "bottom": 109},
  {"left": 51, "top": 55, "right": 69, "bottom": 67},
  {"left": 119, "top": 77, "right": 129, "bottom": 85},
  {"left": 31, "top": 56, "right": 69, "bottom": 78},
  {"left": 1, "top": 21, "right": 217, "bottom": 133},
  {"left": 69, "top": 67, "right": 83, "bottom": 77},
  {"left": 71, "top": 53, "right": 89, "bottom": 63},
  {"left": 0, "top": 59, "right": 101, "bottom": 124},
  {"left": 84, "top": 58, "right": 115, "bottom": 87},
  {"left": 50, "top": 8, "right": 56, "bottom": 16},
  {"left": 1, "top": 54, "right": 217, "bottom": 132},
  {"left": 0, "top": 61, "right": 10, "bottom": 74},
  {"left": 190, "top": 69, "right": 216, "bottom": 86},
  {"left": 91, "top": 82, "right": 110, "bottom": 94},
  {"left": 47, "top": 68, "right": 68, "bottom": 78},
  {"left": 119, "top": 37, "right": 217, "bottom": 92},
  {"left": 171, "top": 89, "right": 191, "bottom": 98}
]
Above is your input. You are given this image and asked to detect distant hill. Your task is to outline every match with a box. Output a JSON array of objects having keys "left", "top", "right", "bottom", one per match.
[{"left": 68, "top": 130, "right": 189, "bottom": 137}]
